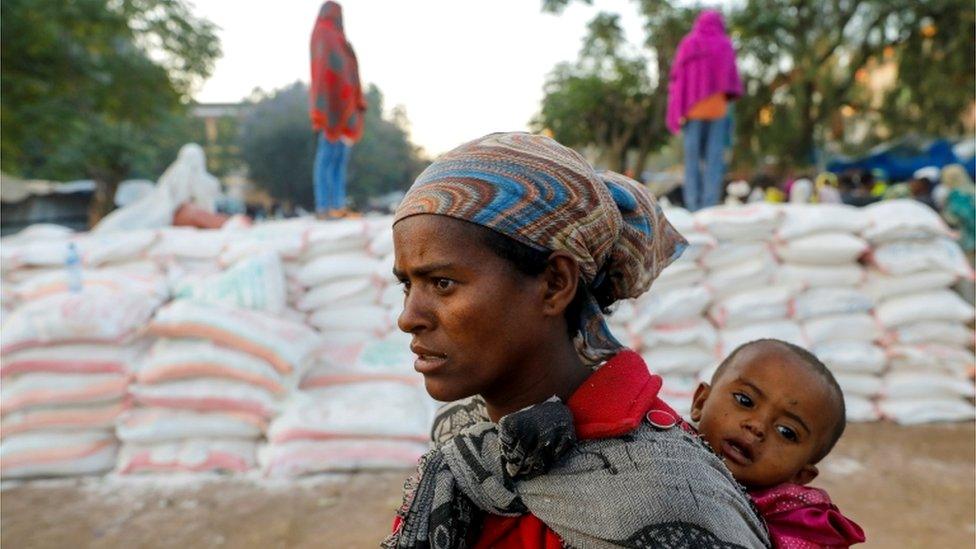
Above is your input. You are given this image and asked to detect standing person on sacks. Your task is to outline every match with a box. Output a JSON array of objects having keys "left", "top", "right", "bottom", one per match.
[
  {"left": 385, "top": 132, "right": 770, "bottom": 548},
  {"left": 309, "top": 1, "right": 366, "bottom": 219},
  {"left": 667, "top": 10, "right": 743, "bottom": 212}
]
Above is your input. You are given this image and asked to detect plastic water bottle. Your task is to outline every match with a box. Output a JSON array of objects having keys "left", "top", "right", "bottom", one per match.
[{"left": 65, "top": 242, "right": 82, "bottom": 293}]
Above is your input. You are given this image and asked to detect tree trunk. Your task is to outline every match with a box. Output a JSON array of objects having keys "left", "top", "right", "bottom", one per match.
[
  {"left": 87, "top": 177, "right": 121, "bottom": 228},
  {"left": 795, "top": 81, "right": 817, "bottom": 167},
  {"left": 633, "top": 141, "right": 652, "bottom": 179},
  {"left": 604, "top": 133, "right": 631, "bottom": 173}
]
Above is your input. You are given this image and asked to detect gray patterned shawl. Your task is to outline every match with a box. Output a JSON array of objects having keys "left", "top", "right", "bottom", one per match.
[{"left": 384, "top": 397, "right": 770, "bottom": 549}]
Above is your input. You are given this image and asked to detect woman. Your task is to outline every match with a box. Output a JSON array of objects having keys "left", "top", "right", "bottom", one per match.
[
  {"left": 667, "top": 10, "right": 743, "bottom": 212},
  {"left": 385, "top": 132, "right": 769, "bottom": 548},
  {"left": 309, "top": 1, "right": 366, "bottom": 219}
]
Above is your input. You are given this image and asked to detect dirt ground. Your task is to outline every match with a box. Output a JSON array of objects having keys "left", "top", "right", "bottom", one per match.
[{"left": 2, "top": 422, "right": 973, "bottom": 548}]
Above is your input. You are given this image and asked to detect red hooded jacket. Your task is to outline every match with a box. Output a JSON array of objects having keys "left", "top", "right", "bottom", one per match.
[{"left": 309, "top": 1, "right": 366, "bottom": 142}]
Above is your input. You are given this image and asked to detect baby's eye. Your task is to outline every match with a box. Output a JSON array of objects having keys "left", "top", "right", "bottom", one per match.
[
  {"left": 732, "top": 392, "right": 753, "bottom": 407},
  {"left": 433, "top": 278, "right": 455, "bottom": 292},
  {"left": 776, "top": 425, "right": 798, "bottom": 442}
]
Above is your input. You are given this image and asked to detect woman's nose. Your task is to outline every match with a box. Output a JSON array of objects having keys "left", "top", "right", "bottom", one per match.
[{"left": 397, "top": 288, "right": 432, "bottom": 334}]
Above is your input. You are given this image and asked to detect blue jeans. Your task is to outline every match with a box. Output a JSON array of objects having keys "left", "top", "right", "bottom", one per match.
[
  {"left": 313, "top": 135, "right": 351, "bottom": 212},
  {"left": 682, "top": 117, "right": 728, "bottom": 211}
]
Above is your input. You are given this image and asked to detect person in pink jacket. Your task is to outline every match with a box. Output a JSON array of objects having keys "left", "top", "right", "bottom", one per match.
[{"left": 667, "top": 10, "right": 743, "bottom": 211}]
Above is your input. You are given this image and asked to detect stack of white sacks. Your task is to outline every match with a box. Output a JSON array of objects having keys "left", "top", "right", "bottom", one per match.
[
  {"left": 118, "top": 252, "right": 321, "bottom": 474},
  {"left": 261, "top": 335, "right": 434, "bottom": 477},
  {"left": 1, "top": 286, "right": 163, "bottom": 478},
  {"left": 606, "top": 207, "right": 717, "bottom": 414},
  {"left": 286, "top": 217, "right": 401, "bottom": 345},
  {"left": 262, "top": 216, "right": 436, "bottom": 477},
  {"left": 863, "top": 200, "right": 976, "bottom": 423},
  {"left": 772, "top": 205, "right": 881, "bottom": 421},
  {"left": 3, "top": 201, "right": 974, "bottom": 480},
  {"left": 697, "top": 204, "right": 799, "bottom": 356},
  {"left": 1, "top": 227, "right": 167, "bottom": 479},
  {"left": 629, "top": 202, "right": 974, "bottom": 423}
]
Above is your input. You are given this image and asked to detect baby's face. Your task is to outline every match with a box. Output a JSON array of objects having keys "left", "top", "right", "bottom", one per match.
[{"left": 691, "top": 344, "right": 839, "bottom": 489}]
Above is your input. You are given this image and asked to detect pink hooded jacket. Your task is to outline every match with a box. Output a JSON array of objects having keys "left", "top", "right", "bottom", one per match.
[{"left": 666, "top": 10, "right": 743, "bottom": 134}]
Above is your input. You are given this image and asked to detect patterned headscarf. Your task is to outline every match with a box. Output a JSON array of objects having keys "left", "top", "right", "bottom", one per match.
[{"left": 394, "top": 132, "right": 687, "bottom": 363}]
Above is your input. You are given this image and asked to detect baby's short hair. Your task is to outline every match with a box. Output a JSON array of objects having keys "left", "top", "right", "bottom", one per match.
[{"left": 711, "top": 338, "right": 846, "bottom": 463}]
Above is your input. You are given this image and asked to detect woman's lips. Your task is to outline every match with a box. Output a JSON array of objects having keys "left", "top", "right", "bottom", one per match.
[
  {"left": 410, "top": 344, "right": 447, "bottom": 374},
  {"left": 413, "top": 354, "right": 447, "bottom": 374}
]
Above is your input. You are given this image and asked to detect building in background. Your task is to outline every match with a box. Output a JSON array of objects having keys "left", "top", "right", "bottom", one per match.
[
  {"left": 0, "top": 175, "right": 94, "bottom": 234},
  {"left": 191, "top": 102, "right": 252, "bottom": 177}
]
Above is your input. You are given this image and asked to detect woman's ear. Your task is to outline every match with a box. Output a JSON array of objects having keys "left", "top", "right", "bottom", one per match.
[
  {"left": 690, "top": 382, "right": 711, "bottom": 422},
  {"left": 540, "top": 251, "right": 580, "bottom": 317},
  {"left": 791, "top": 464, "right": 819, "bottom": 486}
]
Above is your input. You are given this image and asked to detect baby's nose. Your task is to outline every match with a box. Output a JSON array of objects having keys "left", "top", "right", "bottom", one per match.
[{"left": 742, "top": 420, "right": 765, "bottom": 440}]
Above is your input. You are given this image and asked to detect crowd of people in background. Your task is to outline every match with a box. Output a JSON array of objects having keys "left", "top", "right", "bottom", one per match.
[{"left": 660, "top": 163, "right": 976, "bottom": 254}]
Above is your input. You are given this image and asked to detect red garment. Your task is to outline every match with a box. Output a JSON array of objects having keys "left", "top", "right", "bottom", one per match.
[
  {"left": 750, "top": 483, "right": 865, "bottom": 549},
  {"left": 309, "top": 2, "right": 366, "bottom": 142},
  {"left": 392, "top": 350, "right": 679, "bottom": 548}
]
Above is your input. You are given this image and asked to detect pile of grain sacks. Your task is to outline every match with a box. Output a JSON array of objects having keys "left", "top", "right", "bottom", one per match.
[
  {"left": 289, "top": 218, "right": 399, "bottom": 346},
  {"left": 624, "top": 201, "right": 975, "bottom": 423},
  {"left": 118, "top": 274, "right": 321, "bottom": 473},
  {"left": 1, "top": 201, "right": 973, "bottom": 480},
  {"left": 262, "top": 336, "right": 433, "bottom": 477},
  {"left": 773, "top": 205, "right": 882, "bottom": 421},
  {"left": 0, "top": 227, "right": 167, "bottom": 479},
  {"left": 1, "top": 287, "right": 162, "bottom": 478},
  {"left": 862, "top": 200, "right": 976, "bottom": 423}
]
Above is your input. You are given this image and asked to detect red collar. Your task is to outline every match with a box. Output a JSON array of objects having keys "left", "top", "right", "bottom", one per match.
[{"left": 566, "top": 350, "right": 662, "bottom": 439}]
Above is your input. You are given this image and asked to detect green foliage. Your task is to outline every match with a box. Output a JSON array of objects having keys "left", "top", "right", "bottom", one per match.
[
  {"left": 1, "top": 0, "right": 219, "bottom": 222},
  {"left": 238, "top": 83, "right": 316, "bottom": 208},
  {"left": 535, "top": 3, "right": 696, "bottom": 174},
  {"left": 731, "top": 0, "right": 924, "bottom": 165},
  {"left": 534, "top": 13, "right": 657, "bottom": 172},
  {"left": 877, "top": 1, "right": 975, "bottom": 139},
  {"left": 238, "top": 82, "right": 428, "bottom": 210}
]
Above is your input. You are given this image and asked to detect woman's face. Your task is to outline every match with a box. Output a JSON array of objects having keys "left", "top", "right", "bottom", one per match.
[{"left": 393, "top": 215, "right": 548, "bottom": 403}]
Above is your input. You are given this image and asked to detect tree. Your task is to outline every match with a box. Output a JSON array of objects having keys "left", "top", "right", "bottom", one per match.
[
  {"left": 239, "top": 82, "right": 428, "bottom": 210},
  {"left": 730, "top": 0, "right": 974, "bottom": 166},
  {"left": 534, "top": 13, "right": 657, "bottom": 172},
  {"left": 876, "top": 2, "right": 975, "bottom": 139},
  {"left": 537, "top": 2, "right": 696, "bottom": 174},
  {"left": 1, "top": 0, "right": 220, "bottom": 224}
]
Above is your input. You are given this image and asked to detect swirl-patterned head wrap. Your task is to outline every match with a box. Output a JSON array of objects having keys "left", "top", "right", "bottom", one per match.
[{"left": 394, "top": 132, "right": 686, "bottom": 363}]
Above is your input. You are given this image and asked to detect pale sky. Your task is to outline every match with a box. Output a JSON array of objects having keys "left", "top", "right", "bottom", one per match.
[{"left": 190, "top": 0, "right": 653, "bottom": 157}]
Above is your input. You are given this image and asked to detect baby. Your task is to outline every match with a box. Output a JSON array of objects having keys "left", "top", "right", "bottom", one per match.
[{"left": 690, "top": 339, "right": 866, "bottom": 548}]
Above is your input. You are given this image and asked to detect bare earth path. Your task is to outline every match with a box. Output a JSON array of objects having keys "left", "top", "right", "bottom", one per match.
[{"left": 2, "top": 423, "right": 973, "bottom": 548}]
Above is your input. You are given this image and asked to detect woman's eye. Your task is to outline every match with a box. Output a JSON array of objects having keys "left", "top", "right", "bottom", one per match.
[
  {"left": 433, "top": 278, "right": 455, "bottom": 292},
  {"left": 776, "top": 425, "right": 798, "bottom": 442},
  {"left": 732, "top": 392, "right": 753, "bottom": 407}
]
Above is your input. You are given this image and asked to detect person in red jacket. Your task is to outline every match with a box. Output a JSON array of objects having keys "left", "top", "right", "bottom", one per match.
[
  {"left": 384, "top": 132, "right": 770, "bottom": 548},
  {"left": 309, "top": 1, "right": 366, "bottom": 219}
]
